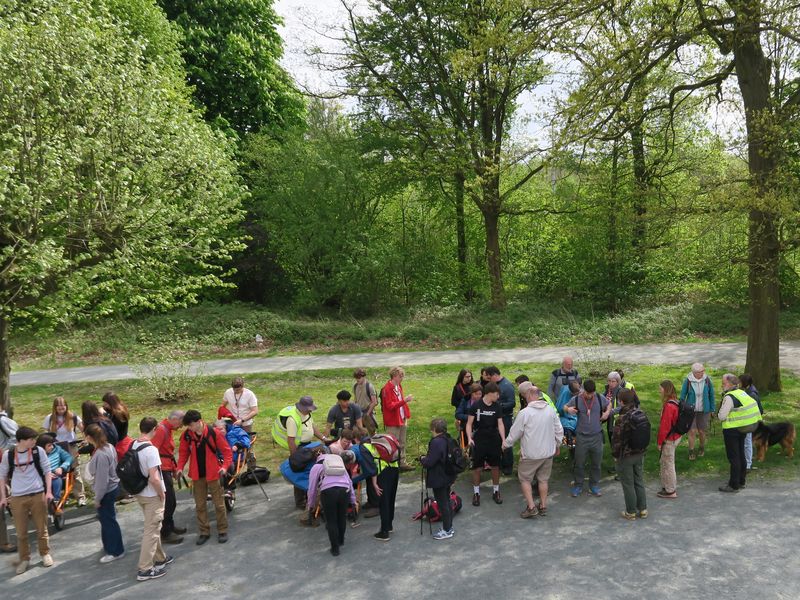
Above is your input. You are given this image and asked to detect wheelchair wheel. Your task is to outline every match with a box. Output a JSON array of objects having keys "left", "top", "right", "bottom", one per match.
[
  {"left": 53, "top": 511, "right": 66, "bottom": 531},
  {"left": 224, "top": 492, "right": 235, "bottom": 512}
]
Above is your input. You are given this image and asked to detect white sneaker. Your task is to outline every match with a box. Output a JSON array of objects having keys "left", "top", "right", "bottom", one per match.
[
  {"left": 432, "top": 529, "right": 453, "bottom": 540},
  {"left": 15, "top": 560, "right": 28, "bottom": 575},
  {"left": 42, "top": 554, "right": 54, "bottom": 567},
  {"left": 100, "top": 552, "right": 125, "bottom": 563}
]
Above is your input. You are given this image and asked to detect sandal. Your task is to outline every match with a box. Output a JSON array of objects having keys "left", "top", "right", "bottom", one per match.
[{"left": 688, "top": 451, "right": 696, "bottom": 461}]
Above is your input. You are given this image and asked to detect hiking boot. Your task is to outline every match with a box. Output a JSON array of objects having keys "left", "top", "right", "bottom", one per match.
[
  {"left": 570, "top": 485, "right": 583, "bottom": 497},
  {"left": 657, "top": 490, "right": 678, "bottom": 499},
  {"left": 15, "top": 560, "right": 28, "bottom": 576},
  {"left": 638, "top": 510, "right": 648, "bottom": 519},
  {"left": 137, "top": 567, "right": 166, "bottom": 581},
  {"left": 362, "top": 507, "right": 379, "bottom": 519},
  {"left": 433, "top": 528, "right": 454, "bottom": 540},
  {"left": 688, "top": 450, "right": 696, "bottom": 461},
  {"left": 100, "top": 552, "right": 125, "bottom": 563},
  {"left": 172, "top": 526, "right": 187, "bottom": 535},
  {"left": 1, "top": 543, "right": 16, "bottom": 553},
  {"left": 218, "top": 533, "right": 228, "bottom": 543},
  {"left": 520, "top": 506, "right": 539, "bottom": 519},
  {"left": 154, "top": 555, "right": 174, "bottom": 570},
  {"left": 196, "top": 534, "right": 210, "bottom": 545},
  {"left": 492, "top": 491, "right": 503, "bottom": 504},
  {"left": 589, "top": 486, "right": 602, "bottom": 497},
  {"left": 537, "top": 506, "right": 547, "bottom": 517},
  {"left": 373, "top": 531, "right": 390, "bottom": 541},
  {"left": 718, "top": 485, "right": 739, "bottom": 493},
  {"left": 472, "top": 493, "right": 480, "bottom": 507},
  {"left": 698, "top": 446, "right": 705, "bottom": 457},
  {"left": 330, "top": 546, "right": 340, "bottom": 556},
  {"left": 621, "top": 511, "right": 636, "bottom": 521},
  {"left": 161, "top": 532, "right": 184, "bottom": 544},
  {"left": 41, "top": 554, "right": 54, "bottom": 567}
]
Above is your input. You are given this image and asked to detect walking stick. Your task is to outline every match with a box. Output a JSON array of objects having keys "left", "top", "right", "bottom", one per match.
[
  {"left": 246, "top": 462, "right": 270, "bottom": 502},
  {"left": 420, "top": 467, "right": 425, "bottom": 536}
]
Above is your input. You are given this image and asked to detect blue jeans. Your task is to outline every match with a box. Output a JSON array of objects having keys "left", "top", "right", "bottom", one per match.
[
  {"left": 744, "top": 432, "right": 753, "bottom": 468},
  {"left": 97, "top": 486, "right": 124, "bottom": 557},
  {"left": 51, "top": 477, "right": 63, "bottom": 503}
]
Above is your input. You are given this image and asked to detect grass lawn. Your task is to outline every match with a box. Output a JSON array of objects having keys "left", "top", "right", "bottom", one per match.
[
  {"left": 9, "top": 363, "right": 799, "bottom": 487},
  {"left": 10, "top": 300, "right": 800, "bottom": 370}
]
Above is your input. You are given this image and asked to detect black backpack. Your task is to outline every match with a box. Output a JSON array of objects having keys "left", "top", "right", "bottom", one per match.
[
  {"left": 670, "top": 400, "right": 696, "bottom": 436},
  {"left": 444, "top": 434, "right": 467, "bottom": 476},
  {"left": 289, "top": 445, "right": 319, "bottom": 473},
  {"left": 116, "top": 443, "right": 152, "bottom": 494},
  {"left": 6, "top": 447, "right": 46, "bottom": 486},
  {"left": 626, "top": 409, "right": 651, "bottom": 452}
]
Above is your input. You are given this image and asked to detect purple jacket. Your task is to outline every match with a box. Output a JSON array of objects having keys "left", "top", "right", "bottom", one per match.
[{"left": 306, "top": 459, "right": 357, "bottom": 508}]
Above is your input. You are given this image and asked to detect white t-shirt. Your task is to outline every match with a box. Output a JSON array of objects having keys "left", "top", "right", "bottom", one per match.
[
  {"left": 222, "top": 388, "right": 258, "bottom": 426},
  {"left": 43, "top": 414, "right": 83, "bottom": 444},
  {"left": 132, "top": 440, "right": 165, "bottom": 497}
]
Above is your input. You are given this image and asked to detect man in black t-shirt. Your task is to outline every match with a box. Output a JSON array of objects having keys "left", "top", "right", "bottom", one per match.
[{"left": 466, "top": 382, "right": 506, "bottom": 507}]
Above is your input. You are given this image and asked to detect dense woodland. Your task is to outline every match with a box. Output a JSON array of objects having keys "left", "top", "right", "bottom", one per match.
[{"left": 1, "top": 0, "right": 799, "bottom": 407}]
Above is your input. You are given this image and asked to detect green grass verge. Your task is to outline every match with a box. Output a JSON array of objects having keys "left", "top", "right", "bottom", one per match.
[
  {"left": 9, "top": 363, "right": 799, "bottom": 485},
  {"left": 11, "top": 300, "right": 800, "bottom": 371}
]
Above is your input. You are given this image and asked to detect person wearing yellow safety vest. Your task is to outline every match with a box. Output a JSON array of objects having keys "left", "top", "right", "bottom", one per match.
[
  {"left": 605, "top": 371, "right": 639, "bottom": 446},
  {"left": 362, "top": 441, "right": 398, "bottom": 542},
  {"left": 717, "top": 373, "right": 763, "bottom": 493}
]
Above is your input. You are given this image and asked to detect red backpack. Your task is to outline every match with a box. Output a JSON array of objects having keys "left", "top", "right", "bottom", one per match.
[{"left": 369, "top": 434, "right": 401, "bottom": 464}]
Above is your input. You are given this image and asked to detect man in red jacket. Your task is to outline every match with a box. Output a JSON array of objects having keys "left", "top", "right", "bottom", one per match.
[
  {"left": 177, "top": 410, "right": 233, "bottom": 545},
  {"left": 381, "top": 366, "right": 414, "bottom": 471},
  {"left": 151, "top": 410, "right": 186, "bottom": 544}
]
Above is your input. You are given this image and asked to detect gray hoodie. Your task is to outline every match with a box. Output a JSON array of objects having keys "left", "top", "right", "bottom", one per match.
[{"left": 504, "top": 400, "right": 564, "bottom": 460}]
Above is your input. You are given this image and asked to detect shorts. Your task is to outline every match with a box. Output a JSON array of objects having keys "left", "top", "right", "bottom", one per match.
[
  {"left": 517, "top": 457, "right": 553, "bottom": 483},
  {"left": 472, "top": 433, "right": 502, "bottom": 468},
  {"left": 691, "top": 412, "right": 710, "bottom": 431}
]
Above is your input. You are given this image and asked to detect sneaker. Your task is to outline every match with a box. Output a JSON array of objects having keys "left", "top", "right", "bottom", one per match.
[
  {"left": 196, "top": 534, "right": 210, "bottom": 545},
  {"left": 570, "top": 485, "right": 583, "bottom": 497},
  {"left": 520, "top": 506, "right": 539, "bottom": 519},
  {"left": 657, "top": 490, "right": 678, "bottom": 499},
  {"left": 621, "top": 511, "right": 636, "bottom": 520},
  {"left": 433, "top": 529, "right": 454, "bottom": 540},
  {"left": 15, "top": 560, "right": 28, "bottom": 576},
  {"left": 472, "top": 493, "right": 480, "bottom": 507},
  {"left": 638, "top": 510, "right": 648, "bottom": 519},
  {"left": 41, "top": 554, "right": 54, "bottom": 567},
  {"left": 218, "top": 533, "right": 228, "bottom": 544},
  {"left": 100, "top": 552, "right": 125, "bottom": 564},
  {"left": 137, "top": 567, "right": 167, "bottom": 581},
  {"left": 161, "top": 532, "right": 184, "bottom": 544},
  {"left": 492, "top": 491, "right": 503, "bottom": 505},
  {"left": 446, "top": 528, "right": 455, "bottom": 536},
  {"left": 718, "top": 485, "right": 739, "bottom": 493},
  {"left": 589, "top": 486, "right": 602, "bottom": 497},
  {"left": 77, "top": 497, "right": 87, "bottom": 507},
  {"left": 172, "top": 526, "right": 187, "bottom": 535},
  {"left": 373, "top": 531, "right": 390, "bottom": 541},
  {"left": 154, "top": 555, "right": 174, "bottom": 570}
]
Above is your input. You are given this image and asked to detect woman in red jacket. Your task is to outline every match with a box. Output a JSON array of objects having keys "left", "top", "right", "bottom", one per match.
[
  {"left": 657, "top": 380, "right": 681, "bottom": 499},
  {"left": 381, "top": 366, "right": 413, "bottom": 471},
  {"left": 177, "top": 410, "right": 233, "bottom": 545}
]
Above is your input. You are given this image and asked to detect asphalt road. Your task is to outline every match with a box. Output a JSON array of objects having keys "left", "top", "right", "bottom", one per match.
[{"left": 10, "top": 341, "right": 800, "bottom": 385}]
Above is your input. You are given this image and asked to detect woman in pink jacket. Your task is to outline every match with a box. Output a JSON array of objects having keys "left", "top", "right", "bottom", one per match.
[{"left": 657, "top": 381, "right": 681, "bottom": 499}]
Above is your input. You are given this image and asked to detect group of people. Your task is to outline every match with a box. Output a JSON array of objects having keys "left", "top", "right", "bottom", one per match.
[{"left": 0, "top": 357, "right": 771, "bottom": 577}]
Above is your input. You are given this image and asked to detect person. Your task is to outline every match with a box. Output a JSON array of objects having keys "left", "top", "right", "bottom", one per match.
[
  {"left": 451, "top": 369, "right": 473, "bottom": 409},
  {"left": 679, "top": 363, "right": 715, "bottom": 461},
  {"left": 102, "top": 391, "right": 130, "bottom": 444},
  {"left": 82, "top": 401, "right": 119, "bottom": 446},
  {"left": 717, "top": 374, "right": 762, "bottom": 493},
  {"left": 656, "top": 380, "right": 681, "bottom": 499},
  {"left": 466, "top": 381, "right": 506, "bottom": 506},
  {"left": 329, "top": 428, "right": 355, "bottom": 455},
  {"left": 352, "top": 369, "right": 379, "bottom": 436},
  {"left": 85, "top": 423, "right": 125, "bottom": 564},
  {"left": 605, "top": 371, "right": 640, "bottom": 444},
  {"left": 547, "top": 356, "right": 581, "bottom": 400},
  {"left": 612, "top": 389, "right": 648, "bottom": 520},
  {"left": 381, "top": 366, "right": 414, "bottom": 471},
  {"left": 150, "top": 410, "right": 186, "bottom": 544},
  {"left": 221, "top": 377, "right": 258, "bottom": 433},
  {"left": 503, "top": 382, "right": 563, "bottom": 518},
  {"left": 485, "top": 366, "right": 516, "bottom": 475},
  {"left": 0, "top": 426, "right": 54, "bottom": 574},
  {"left": 479, "top": 368, "right": 491, "bottom": 390},
  {"left": 350, "top": 427, "right": 380, "bottom": 518},
  {"left": 565, "top": 379, "right": 611, "bottom": 497},
  {"left": 515, "top": 375, "right": 530, "bottom": 410},
  {"left": 0, "top": 406, "right": 19, "bottom": 554},
  {"left": 36, "top": 433, "right": 72, "bottom": 504},
  {"left": 363, "top": 435, "right": 399, "bottom": 541},
  {"left": 306, "top": 453, "right": 357, "bottom": 556},
  {"left": 43, "top": 396, "right": 86, "bottom": 506},
  {"left": 325, "top": 390, "right": 364, "bottom": 439},
  {"left": 131, "top": 417, "right": 172, "bottom": 581},
  {"left": 738, "top": 373, "right": 762, "bottom": 471},
  {"left": 556, "top": 381, "right": 580, "bottom": 450},
  {"left": 456, "top": 383, "right": 483, "bottom": 448},
  {"left": 420, "top": 418, "right": 455, "bottom": 539},
  {"left": 177, "top": 410, "right": 233, "bottom": 544}
]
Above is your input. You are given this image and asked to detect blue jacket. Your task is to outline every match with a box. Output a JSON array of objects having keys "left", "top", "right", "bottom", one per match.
[
  {"left": 456, "top": 396, "right": 478, "bottom": 423},
  {"left": 556, "top": 387, "right": 578, "bottom": 432},
  {"left": 46, "top": 444, "right": 73, "bottom": 472},
  {"left": 225, "top": 425, "right": 252, "bottom": 451},
  {"left": 497, "top": 377, "right": 516, "bottom": 418},
  {"left": 679, "top": 377, "right": 716, "bottom": 413}
]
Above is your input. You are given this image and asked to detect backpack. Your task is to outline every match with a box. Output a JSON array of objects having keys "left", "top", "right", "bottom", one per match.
[
  {"left": 412, "top": 492, "right": 463, "bottom": 522},
  {"left": 322, "top": 453, "right": 346, "bottom": 477},
  {"left": 444, "top": 434, "right": 467, "bottom": 476},
  {"left": 370, "top": 434, "right": 400, "bottom": 464},
  {"left": 6, "top": 447, "right": 46, "bottom": 486},
  {"left": 626, "top": 409, "right": 651, "bottom": 452},
  {"left": 241, "top": 466, "right": 270, "bottom": 486},
  {"left": 116, "top": 442, "right": 152, "bottom": 495},
  {"left": 289, "top": 445, "right": 320, "bottom": 473},
  {"left": 670, "top": 400, "right": 696, "bottom": 436},
  {"left": 356, "top": 444, "right": 378, "bottom": 478},
  {"left": 183, "top": 429, "right": 223, "bottom": 465}
]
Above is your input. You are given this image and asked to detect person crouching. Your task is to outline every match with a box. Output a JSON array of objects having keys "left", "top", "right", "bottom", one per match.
[{"left": 306, "top": 452, "right": 356, "bottom": 556}]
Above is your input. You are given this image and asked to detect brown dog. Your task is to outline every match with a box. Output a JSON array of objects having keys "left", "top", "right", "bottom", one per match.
[{"left": 753, "top": 422, "right": 796, "bottom": 461}]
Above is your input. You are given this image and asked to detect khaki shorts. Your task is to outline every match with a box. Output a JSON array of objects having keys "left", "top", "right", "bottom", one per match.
[
  {"left": 691, "top": 412, "right": 711, "bottom": 431},
  {"left": 517, "top": 457, "right": 553, "bottom": 483}
]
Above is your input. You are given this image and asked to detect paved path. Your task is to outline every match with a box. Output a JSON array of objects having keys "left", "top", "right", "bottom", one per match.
[
  {"left": 10, "top": 341, "right": 800, "bottom": 386},
  {"left": 3, "top": 470, "right": 798, "bottom": 599}
]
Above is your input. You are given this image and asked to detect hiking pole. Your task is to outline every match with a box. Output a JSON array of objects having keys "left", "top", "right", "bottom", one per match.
[
  {"left": 420, "top": 467, "right": 425, "bottom": 536},
  {"left": 247, "top": 462, "right": 270, "bottom": 502}
]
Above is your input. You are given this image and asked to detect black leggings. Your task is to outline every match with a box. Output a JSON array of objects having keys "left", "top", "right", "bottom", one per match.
[
  {"left": 378, "top": 467, "right": 399, "bottom": 533},
  {"left": 161, "top": 471, "right": 177, "bottom": 535},
  {"left": 432, "top": 486, "right": 452, "bottom": 531},
  {"left": 320, "top": 487, "right": 349, "bottom": 550}
]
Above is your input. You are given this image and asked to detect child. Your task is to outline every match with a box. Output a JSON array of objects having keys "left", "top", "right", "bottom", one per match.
[
  {"left": 329, "top": 429, "right": 354, "bottom": 455},
  {"left": 37, "top": 434, "right": 73, "bottom": 504},
  {"left": 556, "top": 381, "right": 581, "bottom": 452}
]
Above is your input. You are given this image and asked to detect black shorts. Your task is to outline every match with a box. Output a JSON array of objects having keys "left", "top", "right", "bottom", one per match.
[{"left": 472, "top": 432, "right": 502, "bottom": 468}]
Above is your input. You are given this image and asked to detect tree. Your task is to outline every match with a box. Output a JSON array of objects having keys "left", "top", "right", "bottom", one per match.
[
  {"left": 335, "top": 0, "right": 556, "bottom": 308},
  {"left": 0, "top": 0, "right": 245, "bottom": 408},
  {"left": 156, "top": 0, "right": 305, "bottom": 135},
  {"left": 562, "top": 0, "right": 800, "bottom": 389}
]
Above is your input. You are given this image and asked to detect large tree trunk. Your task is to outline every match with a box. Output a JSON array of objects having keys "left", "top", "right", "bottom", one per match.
[
  {"left": 734, "top": 4, "right": 782, "bottom": 390},
  {"left": 0, "top": 311, "right": 11, "bottom": 412},
  {"left": 481, "top": 204, "right": 506, "bottom": 310},
  {"left": 629, "top": 123, "right": 648, "bottom": 270},
  {"left": 454, "top": 171, "right": 474, "bottom": 302}
]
